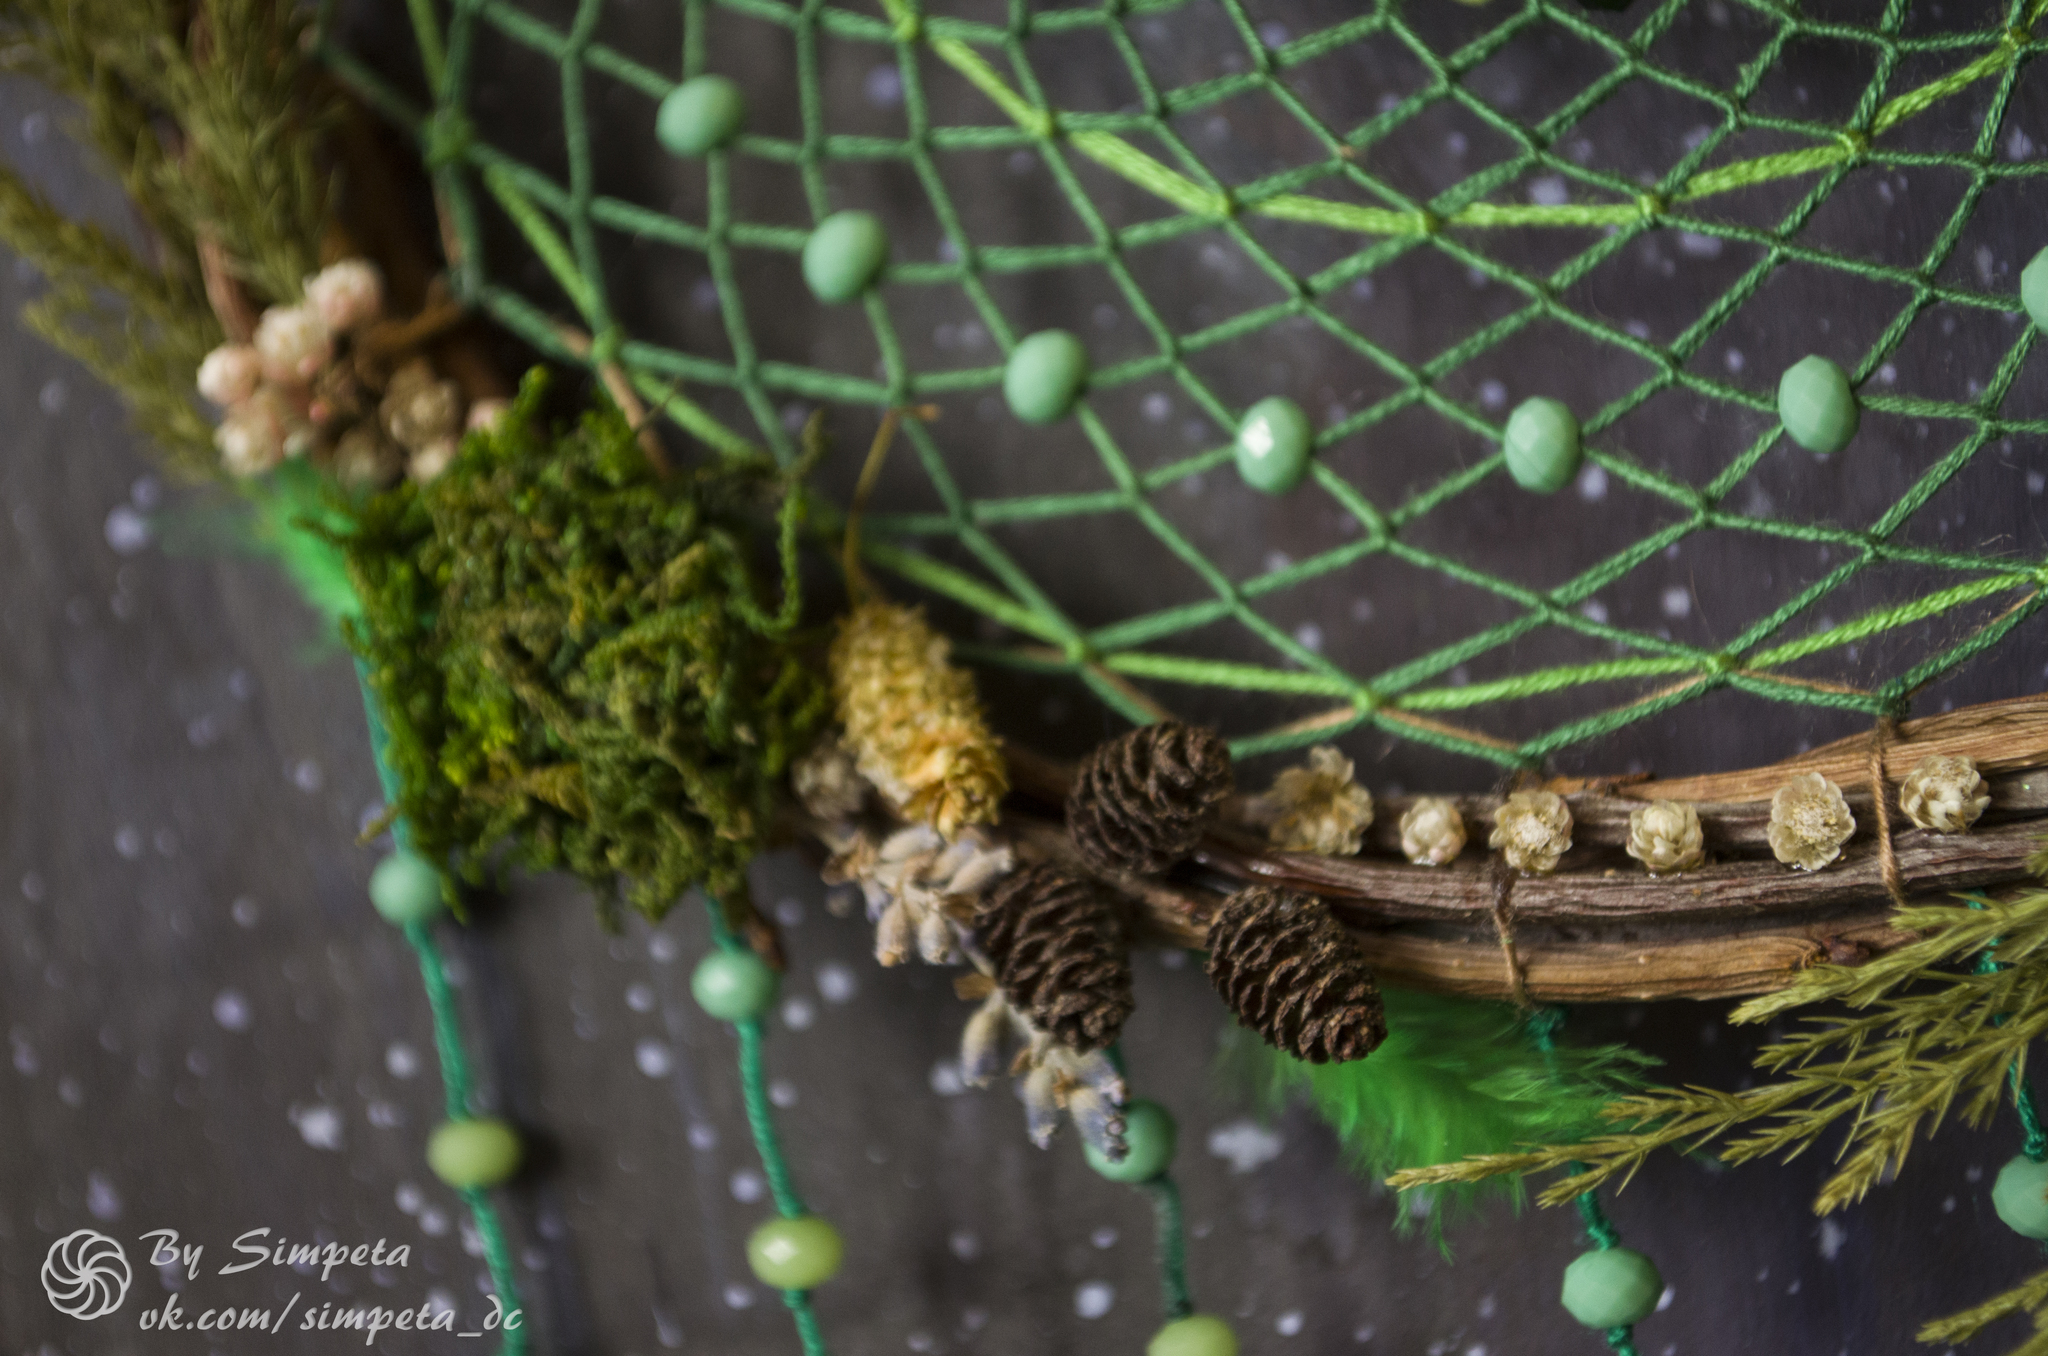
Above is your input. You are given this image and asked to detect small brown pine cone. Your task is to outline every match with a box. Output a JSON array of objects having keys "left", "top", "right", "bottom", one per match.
[
  {"left": 975, "top": 863, "right": 1132, "bottom": 1052},
  {"left": 1205, "top": 885, "right": 1386, "bottom": 1064},
  {"left": 1067, "top": 722, "right": 1233, "bottom": 875}
]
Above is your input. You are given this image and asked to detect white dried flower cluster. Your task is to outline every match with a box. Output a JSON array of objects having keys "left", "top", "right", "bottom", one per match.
[
  {"left": 823, "top": 824, "right": 1012, "bottom": 967},
  {"left": 959, "top": 986, "right": 1126, "bottom": 1158},
  {"left": 1398, "top": 796, "right": 1466, "bottom": 866},
  {"left": 195, "top": 259, "right": 463, "bottom": 485},
  {"left": 1767, "top": 772, "right": 1855, "bottom": 871},
  {"left": 1266, "top": 745, "right": 1374, "bottom": 856},
  {"left": 1489, "top": 789, "right": 1573, "bottom": 875},
  {"left": 1898, "top": 754, "right": 1989, "bottom": 834},
  {"left": 1625, "top": 799, "right": 1705, "bottom": 875},
  {"left": 303, "top": 259, "right": 384, "bottom": 334},
  {"left": 791, "top": 736, "right": 870, "bottom": 823}
]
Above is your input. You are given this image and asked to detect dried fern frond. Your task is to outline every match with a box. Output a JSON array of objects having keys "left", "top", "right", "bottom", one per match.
[{"left": 1388, "top": 886, "right": 2048, "bottom": 1219}]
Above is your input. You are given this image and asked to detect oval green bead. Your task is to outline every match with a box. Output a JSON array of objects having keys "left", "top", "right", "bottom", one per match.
[
  {"left": 691, "top": 948, "right": 779, "bottom": 1023},
  {"left": 1234, "top": 397, "right": 1314, "bottom": 494},
  {"left": 656, "top": 74, "right": 745, "bottom": 157},
  {"left": 802, "top": 211, "right": 889, "bottom": 304},
  {"left": 1084, "top": 1098, "right": 1177, "bottom": 1183},
  {"left": 1993, "top": 1154, "right": 2048, "bottom": 1238},
  {"left": 1560, "top": 1246, "right": 1662, "bottom": 1330},
  {"left": 1002, "top": 330, "right": 1089, "bottom": 425},
  {"left": 2022, "top": 245, "right": 2048, "bottom": 335},
  {"left": 1147, "top": 1314, "right": 1239, "bottom": 1356},
  {"left": 426, "top": 1118, "right": 521, "bottom": 1190},
  {"left": 746, "top": 1215, "right": 844, "bottom": 1291},
  {"left": 1777, "top": 354, "right": 1859, "bottom": 454},
  {"left": 1502, "top": 396, "right": 1581, "bottom": 493},
  {"left": 369, "top": 850, "right": 443, "bottom": 927}
]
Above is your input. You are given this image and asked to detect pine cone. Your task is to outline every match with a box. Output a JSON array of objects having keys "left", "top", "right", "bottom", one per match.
[
  {"left": 1067, "top": 722, "right": 1233, "bottom": 875},
  {"left": 975, "top": 863, "right": 1132, "bottom": 1052},
  {"left": 1205, "top": 885, "right": 1385, "bottom": 1064}
]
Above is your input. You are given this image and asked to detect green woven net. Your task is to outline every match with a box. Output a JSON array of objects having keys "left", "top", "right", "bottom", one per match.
[{"left": 322, "top": 0, "right": 2048, "bottom": 779}]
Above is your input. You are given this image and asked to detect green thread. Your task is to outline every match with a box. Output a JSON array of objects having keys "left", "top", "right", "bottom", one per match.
[
  {"left": 1141, "top": 1174, "right": 1194, "bottom": 1322},
  {"left": 704, "top": 899, "right": 831, "bottom": 1356},
  {"left": 359, "top": 676, "right": 529, "bottom": 1356},
  {"left": 322, "top": 0, "right": 2048, "bottom": 768}
]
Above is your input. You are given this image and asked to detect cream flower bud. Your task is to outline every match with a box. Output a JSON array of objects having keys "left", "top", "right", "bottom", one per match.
[
  {"left": 408, "top": 436, "right": 459, "bottom": 484},
  {"left": 466, "top": 397, "right": 510, "bottom": 433},
  {"left": 1398, "top": 796, "right": 1466, "bottom": 866},
  {"left": 303, "top": 259, "right": 384, "bottom": 333},
  {"left": 792, "top": 736, "right": 869, "bottom": 822},
  {"left": 214, "top": 386, "right": 298, "bottom": 476},
  {"left": 1898, "top": 754, "right": 1989, "bottom": 834},
  {"left": 196, "top": 343, "right": 261, "bottom": 407},
  {"left": 1768, "top": 772, "right": 1855, "bottom": 871},
  {"left": 1489, "top": 790, "right": 1573, "bottom": 875},
  {"left": 1267, "top": 746, "right": 1374, "bottom": 856},
  {"left": 253, "top": 303, "right": 333, "bottom": 386},
  {"left": 1625, "top": 799, "right": 1704, "bottom": 875}
]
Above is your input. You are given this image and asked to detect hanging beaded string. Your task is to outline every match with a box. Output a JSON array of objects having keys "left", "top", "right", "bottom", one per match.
[
  {"left": 691, "top": 899, "right": 840, "bottom": 1356},
  {"left": 1088, "top": 1049, "right": 1237, "bottom": 1354},
  {"left": 1528, "top": 1008, "right": 1661, "bottom": 1356},
  {"left": 359, "top": 678, "right": 529, "bottom": 1354},
  {"left": 1969, "top": 900, "right": 2048, "bottom": 1241}
]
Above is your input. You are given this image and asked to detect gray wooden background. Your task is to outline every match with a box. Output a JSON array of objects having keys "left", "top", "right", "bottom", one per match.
[{"left": 5, "top": 1, "right": 2048, "bottom": 1353}]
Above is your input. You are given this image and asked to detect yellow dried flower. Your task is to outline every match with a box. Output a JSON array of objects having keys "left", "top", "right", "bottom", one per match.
[
  {"left": 829, "top": 600, "right": 1007, "bottom": 837},
  {"left": 1768, "top": 772, "right": 1855, "bottom": 871},
  {"left": 1625, "top": 800, "right": 1704, "bottom": 875},
  {"left": 1489, "top": 790, "right": 1573, "bottom": 875},
  {"left": 1267, "top": 746, "right": 1374, "bottom": 856},
  {"left": 1898, "top": 754, "right": 1989, "bottom": 834},
  {"left": 1399, "top": 797, "right": 1466, "bottom": 866}
]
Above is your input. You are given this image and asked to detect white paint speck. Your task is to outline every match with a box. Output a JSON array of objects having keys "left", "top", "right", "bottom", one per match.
[
  {"left": 1207, "top": 1119, "right": 1284, "bottom": 1173},
  {"left": 1577, "top": 464, "right": 1608, "bottom": 501},
  {"left": 396, "top": 1182, "right": 425, "bottom": 1214},
  {"left": 1354, "top": 1325, "right": 1377, "bottom": 1343},
  {"left": 38, "top": 378, "right": 66, "bottom": 415},
  {"left": 1724, "top": 348, "right": 1745, "bottom": 374},
  {"left": 1528, "top": 175, "right": 1568, "bottom": 206},
  {"left": 723, "top": 1283, "right": 756, "bottom": 1310},
  {"left": 1661, "top": 586, "right": 1693, "bottom": 619},
  {"left": 769, "top": 1078, "right": 798, "bottom": 1108},
  {"left": 1656, "top": 1283, "right": 1675, "bottom": 1312},
  {"left": 1294, "top": 622, "right": 1324, "bottom": 654},
  {"left": 1143, "top": 392, "right": 1172, "bottom": 422},
  {"left": 290, "top": 1104, "right": 345, "bottom": 1151},
  {"left": 1074, "top": 1281, "right": 1115, "bottom": 1319},
  {"left": 781, "top": 996, "right": 816, "bottom": 1031},
  {"left": 950, "top": 1229, "right": 981, "bottom": 1261},
  {"left": 292, "top": 759, "right": 324, "bottom": 792},
  {"left": 87, "top": 1172, "right": 121, "bottom": 1221},
  {"left": 1090, "top": 1226, "right": 1118, "bottom": 1249},
  {"left": 231, "top": 897, "right": 260, "bottom": 928},
  {"left": 1276, "top": 1310, "right": 1305, "bottom": 1336},
  {"left": 730, "top": 1168, "right": 765, "bottom": 1203},
  {"left": 864, "top": 64, "right": 903, "bottom": 107},
  {"left": 634, "top": 1039, "right": 674, "bottom": 1078},
  {"left": 1479, "top": 379, "right": 1507, "bottom": 411},
  {"left": 212, "top": 989, "right": 253, "bottom": 1032},
  {"left": 625, "top": 982, "right": 655, "bottom": 1013},
  {"left": 687, "top": 1122, "right": 718, "bottom": 1151},
  {"left": 774, "top": 897, "right": 805, "bottom": 927},
  {"left": 648, "top": 932, "right": 679, "bottom": 964},
  {"left": 114, "top": 826, "right": 144, "bottom": 859},
  {"left": 816, "top": 962, "right": 857, "bottom": 1004},
  {"left": 105, "top": 505, "right": 151, "bottom": 555}
]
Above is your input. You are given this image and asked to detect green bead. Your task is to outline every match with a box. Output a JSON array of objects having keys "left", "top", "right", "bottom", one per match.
[
  {"left": 1002, "top": 330, "right": 1089, "bottom": 425},
  {"left": 1777, "top": 354, "right": 1859, "bottom": 454},
  {"left": 1502, "top": 397, "right": 1581, "bottom": 493},
  {"left": 802, "top": 211, "right": 888, "bottom": 304},
  {"left": 1560, "top": 1247, "right": 1662, "bottom": 1330},
  {"left": 1234, "top": 397, "right": 1314, "bottom": 494},
  {"left": 369, "top": 850, "right": 443, "bottom": 927},
  {"left": 426, "top": 1118, "right": 521, "bottom": 1190},
  {"left": 1084, "top": 1099, "right": 1176, "bottom": 1183},
  {"left": 1994, "top": 1154, "right": 2048, "bottom": 1238},
  {"left": 691, "top": 948, "right": 779, "bottom": 1023},
  {"left": 746, "top": 1215, "right": 844, "bottom": 1290},
  {"left": 1147, "top": 1314, "right": 1239, "bottom": 1356},
  {"left": 656, "top": 75, "right": 745, "bottom": 157},
  {"left": 2022, "top": 246, "right": 2048, "bottom": 334}
]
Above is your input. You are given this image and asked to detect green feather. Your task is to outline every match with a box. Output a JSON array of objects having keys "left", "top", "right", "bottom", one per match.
[{"left": 1220, "top": 987, "right": 1654, "bottom": 1243}]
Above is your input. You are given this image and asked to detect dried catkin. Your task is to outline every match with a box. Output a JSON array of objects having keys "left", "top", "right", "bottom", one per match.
[
  {"left": 1898, "top": 754, "right": 1989, "bottom": 834},
  {"left": 975, "top": 864, "right": 1133, "bottom": 1052},
  {"left": 829, "top": 600, "right": 1008, "bottom": 838},
  {"left": 1067, "top": 722, "right": 1233, "bottom": 875},
  {"left": 1205, "top": 885, "right": 1386, "bottom": 1064},
  {"left": 1767, "top": 772, "right": 1856, "bottom": 871}
]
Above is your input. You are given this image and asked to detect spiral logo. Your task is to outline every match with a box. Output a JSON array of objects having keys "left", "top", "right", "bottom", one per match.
[{"left": 41, "top": 1229, "right": 131, "bottom": 1319}]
